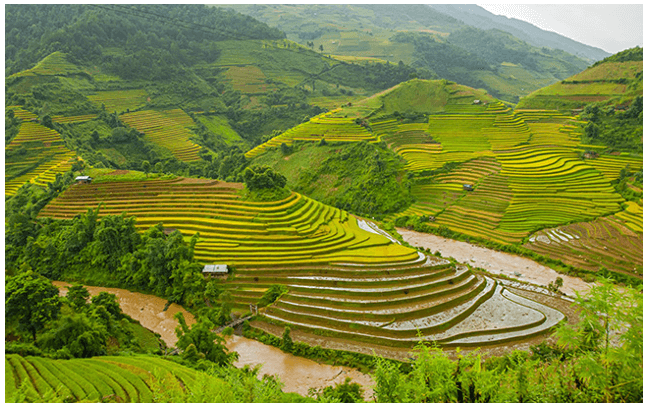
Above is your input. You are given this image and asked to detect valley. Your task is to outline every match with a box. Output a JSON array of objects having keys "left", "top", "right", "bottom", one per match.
[{"left": 5, "top": 4, "right": 642, "bottom": 403}]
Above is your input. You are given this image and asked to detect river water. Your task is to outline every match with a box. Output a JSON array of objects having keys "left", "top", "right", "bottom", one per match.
[
  {"left": 397, "top": 228, "right": 594, "bottom": 297},
  {"left": 53, "top": 281, "right": 374, "bottom": 400}
]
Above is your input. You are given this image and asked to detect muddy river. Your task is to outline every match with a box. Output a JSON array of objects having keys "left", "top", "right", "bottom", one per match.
[
  {"left": 53, "top": 281, "right": 374, "bottom": 400},
  {"left": 397, "top": 228, "right": 593, "bottom": 297}
]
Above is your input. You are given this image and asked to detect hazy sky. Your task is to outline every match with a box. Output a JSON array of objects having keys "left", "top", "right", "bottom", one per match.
[{"left": 477, "top": 4, "right": 643, "bottom": 54}]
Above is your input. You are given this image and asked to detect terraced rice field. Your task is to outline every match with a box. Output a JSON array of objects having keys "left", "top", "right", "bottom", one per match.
[
  {"left": 8, "top": 51, "right": 81, "bottom": 78},
  {"left": 5, "top": 121, "right": 76, "bottom": 196},
  {"left": 581, "top": 153, "right": 643, "bottom": 181},
  {"left": 222, "top": 65, "right": 278, "bottom": 94},
  {"left": 37, "top": 176, "right": 569, "bottom": 349},
  {"left": 386, "top": 103, "right": 630, "bottom": 248},
  {"left": 244, "top": 261, "right": 566, "bottom": 348},
  {"left": 376, "top": 102, "right": 512, "bottom": 172},
  {"left": 6, "top": 105, "right": 38, "bottom": 121},
  {"left": 5, "top": 354, "right": 218, "bottom": 403},
  {"left": 38, "top": 177, "right": 418, "bottom": 267},
  {"left": 245, "top": 109, "right": 377, "bottom": 158},
  {"left": 120, "top": 109, "right": 202, "bottom": 162},
  {"left": 87, "top": 89, "right": 148, "bottom": 113},
  {"left": 526, "top": 214, "right": 643, "bottom": 278},
  {"left": 495, "top": 144, "right": 623, "bottom": 233},
  {"left": 51, "top": 114, "right": 97, "bottom": 124}
]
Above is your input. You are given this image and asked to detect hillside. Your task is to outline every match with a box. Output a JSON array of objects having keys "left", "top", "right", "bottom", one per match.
[
  {"left": 5, "top": 354, "right": 305, "bottom": 403},
  {"left": 429, "top": 4, "right": 610, "bottom": 62},
  {"left": 4, "top": 4, "right": 427, "bottom": 196},
  {"left": 517, "top": 47, "right": 643, "bottom": 110},
  {"left": 222, "top": 4, "right": 592, "bottom": 102},
  {"left": 34, "top": 170, "right": 570, "bottom": 352},
  {"left": 250, "top": 78, "right": 642, "bottom": 281}
]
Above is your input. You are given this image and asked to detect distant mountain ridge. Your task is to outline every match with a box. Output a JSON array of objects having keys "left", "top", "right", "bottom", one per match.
[{"left": 429, "top": 4, "right": 610, "bottom": 62}]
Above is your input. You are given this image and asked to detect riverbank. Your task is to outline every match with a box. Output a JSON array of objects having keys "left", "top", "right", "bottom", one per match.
[
  {"left": 53, "top": 281, "right": 374, "bottom": 399},
  {"left": 54, "top": 281, "right": 195, "bottom": 347},
  {"left": 397, "top": 228, "right": 594, "bottom": 297}
]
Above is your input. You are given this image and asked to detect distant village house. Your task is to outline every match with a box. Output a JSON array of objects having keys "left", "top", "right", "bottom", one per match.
[
  {"left": 203, "top": 264, "right": 229, "bottom": 276},
  {"left": 75, "top": 176, "right": 93, "bottom": 184}
]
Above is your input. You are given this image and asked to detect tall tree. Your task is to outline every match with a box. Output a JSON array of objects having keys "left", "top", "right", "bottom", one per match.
[{"left": 5, "top": 272, "right": 62, "bottom": 341}]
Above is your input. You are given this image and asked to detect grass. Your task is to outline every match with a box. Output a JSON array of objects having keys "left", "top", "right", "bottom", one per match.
[{"left": 196, "top": 114, "right": 249, "bottom": 150}]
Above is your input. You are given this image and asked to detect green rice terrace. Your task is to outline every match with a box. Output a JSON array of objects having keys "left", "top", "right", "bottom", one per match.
[
  {"left": 5, "top": 108, "right": 78, "bottom": 196},
  {"left": 251, "top": 78, "right": 642, "bottom": 279},
  {"left": 6, "top": 353, "right": 295, "bottom": 403},
  {"left": 37, "top": 172, "right": 570, "bottom": 351}
]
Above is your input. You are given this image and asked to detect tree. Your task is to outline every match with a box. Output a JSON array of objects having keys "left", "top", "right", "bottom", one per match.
[
  {"left": 554, "top": 278, "right": 643, "bottom": 402},
  {"left": 5, "top": 272, "right": 62, "bottom": 341},
  {"left": 91, "top": 130, "right": 101, "bottom": 145},
  {"left": 91, "top": 292, "right": 123, "bottom": 320},
  {"left": 142, "top": 160, "right": 151, "bottom": 177},
  {"left": 319, "top": 377, "right": 364, "bottom": 403},
  {"left": 66, "top": 285, "right": 90, "bottom": 311},
  {"left": 280, "top": 326, "right": 293, "bottom": 352},
  {"left": 319, "top": 44, "right": 324, "bottom": 53},
  {"left": 242, "top": 166, "right": 287, "bottom": 191},
  {"left": 38, "top": 313, "right": 108, "bottom": 358},
  {"left": 174, "top": 312, "right": 235, "bottom": 366}
]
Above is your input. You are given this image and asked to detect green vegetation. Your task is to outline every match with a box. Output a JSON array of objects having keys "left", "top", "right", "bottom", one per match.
[
  {"left": 517, "top": 47, "right": 643, "bottom": 110},
  {"left": 253, "top": 141, "right": 413, "bottom": 219},
  {"left": 5, "top": 272, "right": 162, "bottom": 359},
  {"left": 5, "top": 353, "right": 311, "bottom": 403},
  {"left": 369, "top": 279, "right": 642, "bottom": 403},
  {"left": 226, "top": 4, "right": 590, "bottom": 102},
  {"left": 580, "top": 97, "right": 642, "bottom": 153},
  {"left": 37, "top": 177, "right": 418, "bottom": 268},
  {"left": 4, "top": 4, "right": 644, "bottom": 404}
]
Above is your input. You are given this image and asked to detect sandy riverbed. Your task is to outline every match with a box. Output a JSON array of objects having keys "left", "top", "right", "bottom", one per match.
[{"left": 397, "top": 228, "right": 593, "bottom": 297}]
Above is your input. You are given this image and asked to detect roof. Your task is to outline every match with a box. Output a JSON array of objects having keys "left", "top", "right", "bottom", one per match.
[
  {"left": 202, "top": 264, "right": 229, "bottom": 273},
  {"left": 75, "top": 176, "right": 93, "bottom": 181}
]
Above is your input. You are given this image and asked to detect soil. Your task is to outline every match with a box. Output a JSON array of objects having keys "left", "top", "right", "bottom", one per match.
[
  {"left": 107, "top": 169, "right": 129, "bottom": 175},
  {"left": 397, "top": 228, "right": 594, "bottom": 297}
]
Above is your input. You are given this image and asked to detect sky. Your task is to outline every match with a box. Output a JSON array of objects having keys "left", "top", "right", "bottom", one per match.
[{"left": 476, "top": 3, "right": 643, "bottom": 54}]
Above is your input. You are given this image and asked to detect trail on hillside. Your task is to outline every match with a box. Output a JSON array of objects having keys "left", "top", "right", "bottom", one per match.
[{"left": 397, "top": 229, "right": 593, "bottom": 297}]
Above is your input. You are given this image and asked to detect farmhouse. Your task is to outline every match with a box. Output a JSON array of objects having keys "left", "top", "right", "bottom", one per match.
[
  {"left": 163, "top": 228, "right": 178, "bottom": 236},
  {"left": 75, "top": 175, "right": 93, "bottom": 184},
  {"left": 463, "top": 184, "right": 474, "bottom": 191},
  {"left": 203, "top": 264, "right": 229, "bottom": 276}
]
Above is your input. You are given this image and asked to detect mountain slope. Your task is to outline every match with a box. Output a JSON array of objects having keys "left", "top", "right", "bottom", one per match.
[
  {"left": 5, "top": 4, "right": 428, "bottom": 195},
  {"left": 517, "top": 47, "right": 643, "bottom": 110},
  {"left": 222, "top": 4, "right": 592, "bottom": 102},
  {"left": 430, "top": 4, "right": 610, "bottom": 62}
]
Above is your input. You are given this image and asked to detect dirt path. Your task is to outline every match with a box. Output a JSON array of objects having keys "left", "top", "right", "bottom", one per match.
[{"left": 397, "top": 229, "right": 593, "bottom": 297}]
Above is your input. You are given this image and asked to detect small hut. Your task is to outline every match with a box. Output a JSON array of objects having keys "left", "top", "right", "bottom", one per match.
[
  {"left": 163, "top": 228, "right": 178, "bottom": 236},
  {"left": 75, "top": 176, "right": 93, "bottom": 184},
  {"left": 463, "top": 184, "right": 474, "bottom": 191},
  {"left": 202, "top": 264, "right": 229, "bottom": 276}
]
